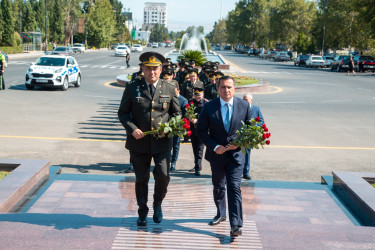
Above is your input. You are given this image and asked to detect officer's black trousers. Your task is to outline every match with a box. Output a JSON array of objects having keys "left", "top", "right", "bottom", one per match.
[
  {"left": 190, "top": 130, "right": 204, "bottom": 170},
  {"left": 130, "top": 151, "right": 170, "bottom": 217}
]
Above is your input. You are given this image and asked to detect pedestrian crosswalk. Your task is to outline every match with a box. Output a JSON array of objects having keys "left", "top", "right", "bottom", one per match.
[{"left": 8, "top": 61, "right": 137, "bottom": 71}]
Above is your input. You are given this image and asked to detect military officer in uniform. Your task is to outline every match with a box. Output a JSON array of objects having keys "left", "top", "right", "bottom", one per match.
[
  {"left": 180, "top": 68, "right": 205, "bottom": 101},
  {"left": 161, "top": 69, "right": 178, "bottom": 87},
  {"left": 188, "top": 87, "right": 209, "bottom": 176},
  {"left": 205, "top": 71, "right": 224, "bottom": 100},
  {"left": 118, "top": 52, "right": 181, "bottom": 227}
]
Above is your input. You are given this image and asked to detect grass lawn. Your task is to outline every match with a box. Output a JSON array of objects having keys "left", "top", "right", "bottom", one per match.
[
  {"left": 231, "top": 75, "right": 259, "bottom": 85},
  {"left": 0, "top": 171, "right": 10, "bottom": 181}
]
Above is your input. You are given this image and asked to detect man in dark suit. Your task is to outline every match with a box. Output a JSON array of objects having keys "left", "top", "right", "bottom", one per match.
[
  {"left": 243, "top": 93, "right": 264, "bottom": 180},
  {"left": 197, "top": 76, "right": 252, "bottom": 237},
  {"left": 118, "top": 52, "right": 181, "bottom": 227}
]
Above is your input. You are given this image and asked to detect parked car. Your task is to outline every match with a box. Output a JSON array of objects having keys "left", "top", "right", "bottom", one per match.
[
  {"left": 215, "top": 45, "right": 221, "bottom": 50},
  {"left": 152, "top": 43, "right": 158, "bottom": 48},
  {"left": 274, "top": 52, "right": 290, "bottom": 62},
  {"left": 322, "top": 56, "right": 334, "bottom": 68},
  {"left": 131, "top": 44, "right": 144, "bottom": 52},
  {"left": 165, "top": 42, "right": 172, "bottom": 47},
  {"left": 265, "top": 50, "right": 278, "bottom": 60},
  {"left": 52, "top": 46, "right": 74, "bottom": 56},
  {"left": 294, "top": 55, "right": 309, "bottom": 66},
  {"left": 305, "top": 55, "right": 325, "bottom": 68},
  {"left": 111, "top": 43, "right": 119, "bottom": 50},
  {"left": 353, "top": 55, "right": 375, "bottom": 72},
  {"left": 72, "top": 44, "right": 85, "bottom": 53},
  {"left": 25, "top": 55, "right": 81, "bottom": 91},
  {"left": 240, "top": 46, "right": 250, "bottom": 54},
  {"left": 330, "top": 55, "right": 351, "bottom": 72},
  {"left": 114, "top": 46, "right": 130, "bottom": 56},
  {"left": 224, "top": 45, "right": 232, "bottom": 50},
  {"left": 1, "top": 51, "right": 8, "bottom": 68},
  {"left": 147, "top": 43, "right": 152, "bottom": 47}
]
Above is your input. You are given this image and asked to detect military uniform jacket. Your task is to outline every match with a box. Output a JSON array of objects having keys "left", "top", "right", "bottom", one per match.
[
  {"left": 118, "top": 78, "right": 181, "bottom": 154},
  {"left": 204, "top": 83, "right": 219, "bottom": 100},
  {"left": 180, "top": 80, "right": 205, "bottom": 100}
]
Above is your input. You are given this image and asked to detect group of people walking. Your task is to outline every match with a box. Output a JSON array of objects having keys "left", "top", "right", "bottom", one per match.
[{"left": 117, "top": 51, "right": 264, "bottom": 237}]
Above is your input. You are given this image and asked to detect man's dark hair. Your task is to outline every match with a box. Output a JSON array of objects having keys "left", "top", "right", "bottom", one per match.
[{"left": 217, "top": 75, "right": 235, "bottom": 87}]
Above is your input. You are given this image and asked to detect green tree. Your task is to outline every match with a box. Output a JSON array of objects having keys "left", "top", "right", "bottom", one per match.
[
  {"left": 50, "top": 0, "right": 64, "bottom": 43},
  {"left": 150, "top": 23, "right": 169, "bottom": 42},
  {"left": 63, "top": 0, "right": 83, "bottom": 45},
  {"left": 12, "top": 0, "right": 23, "bottom": 33},
  {"left": 1, "top": 0, "right": 15, "bottom": 46},
  {"left": 87, "top": 0, "right": 116, "bottom": 48},
  {"left": 22, "top": 1, "right": 37, "bottom": 32},
  {"left": 212, "top": 19, "right": 227, "bottom": 45},
  {"left": 110, "top": 0, "right": 131, "bottom": 42}
]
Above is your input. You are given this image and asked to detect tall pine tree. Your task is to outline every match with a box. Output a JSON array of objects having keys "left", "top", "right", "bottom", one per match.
[{"left": 1, "top": 0, "right": 15, "bottom": 46}]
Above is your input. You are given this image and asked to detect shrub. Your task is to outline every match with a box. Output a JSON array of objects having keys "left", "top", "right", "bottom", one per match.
[
  {"left": 0, "top": 46, "right": 23, "bottom": 54},
  {"left": 177, "top": 50, "right": 207, "bottom": 66},
  {"left": 14, "top": 32, "right": 21, "bottom": 46}
]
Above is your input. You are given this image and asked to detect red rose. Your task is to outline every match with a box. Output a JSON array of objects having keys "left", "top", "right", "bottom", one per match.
[
  {"left": 266, "top": 140, "right": 270, "bottom": 145},
  {"left": 267, "top": 133, "right": 271, "bottom": 138},
  {"left": 261, "top": 124, "right": 267, "bottom": 129},
  {"left": 263, "top": 133, "right": 268, "bottom": 139},
  {"left": 183, "top": 124, "right": 190, "bottom": 130},
  {"left": 264, "top": 127, "right": 269, "bottom": 132},
  {"left": 185, "top": 103, "right": 190, "bottom": 109},
  {"left": 255, "top": 117, "right": 261, "bottom": 122},
  {"left": 183, "top": 118, "right": 188, "bottom": 124},
  {"left": 186, "top": 130, "right": 192, "bottom": 137},
  {"left": 190, "top": 102, "right": 194, "bottom": 105}
]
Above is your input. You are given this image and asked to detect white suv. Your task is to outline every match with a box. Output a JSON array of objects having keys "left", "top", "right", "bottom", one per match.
[{"left": 25, "top": 55, "right": 81, "bottom": 91}]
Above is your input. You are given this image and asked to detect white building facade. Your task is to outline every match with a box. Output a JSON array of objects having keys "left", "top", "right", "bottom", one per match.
[{"left": 143, "top": 2, "right": 167, "bottom": 28}]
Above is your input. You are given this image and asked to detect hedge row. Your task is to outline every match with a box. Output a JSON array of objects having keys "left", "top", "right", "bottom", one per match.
[{"left": 0, "top": 46, "right": 23, "bottom": 54}]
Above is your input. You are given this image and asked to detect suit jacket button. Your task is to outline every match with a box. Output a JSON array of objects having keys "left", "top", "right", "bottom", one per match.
[
  {"left": 152, "top": 101, "right": 155, "bottom": 104},
  {"left": 151, "top": 118, "right": 154, "bottom": 121},
  {"left": 151, "top": 127, "right": 154, "bottom": 130},
  {"left": 151, "top": 109, "right": 154, "bottom": 112}
]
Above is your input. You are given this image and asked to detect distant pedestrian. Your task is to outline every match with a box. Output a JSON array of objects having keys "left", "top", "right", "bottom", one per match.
[
  {"left": 0, "top": 49, "right": 5, "bottom": 90},
  {"left": 126, "top": 52, "right": 130, "bottom": 68},
  {"left": 53, "top": 41, "right": 57, "bottom": 50},
  {"left": 346, "top": 55, "right": 356, "bottom": 76}
]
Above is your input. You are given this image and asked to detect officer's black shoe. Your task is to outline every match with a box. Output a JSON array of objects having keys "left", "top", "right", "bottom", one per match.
[
  {"left": 137, "top": 216, "right": 147, "bottom": 226},
  {"left": 230, "top": 226, "right": 242, "bottom": 237},
  {"left": 209, "top": 216, "right": 226, "bottom": 225},
  {"left": 170, "top": 163, "right": 176, "bottom": 171},
  {"left": 188, "top": 167, "right": 195, "bottom": 172},
  {"left": 195, "top": 170, "right": 200, "bottom": 176},
  {"left": 153, "top": 206, "right": 163, "bottom": 223},
  {"left": 243, "top": 174, "right": 251, "bottom": 180}
]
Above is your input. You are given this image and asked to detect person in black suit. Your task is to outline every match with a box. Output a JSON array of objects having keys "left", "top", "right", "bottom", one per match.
[
  {"left": 197, "top": 76, "right": 252, "bottom": 237},
  {"left": 118, "top": 52, "right": 181, "bottom": 227}
]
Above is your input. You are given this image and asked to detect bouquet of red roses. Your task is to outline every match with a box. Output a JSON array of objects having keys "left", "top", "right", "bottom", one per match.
[
  {"left": 143, "top": 115, "right": 191, "bottom": 139},
  {"left": 231, "top": 117, "right": 271, "bottom": 154},
  {"left": 185, "top": 102, "right": 197, "bottom": 121}
]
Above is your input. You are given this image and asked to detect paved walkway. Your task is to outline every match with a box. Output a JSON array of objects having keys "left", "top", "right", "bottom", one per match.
[{"left": 1, "top": 170, "right": 375, "bottom": 249}]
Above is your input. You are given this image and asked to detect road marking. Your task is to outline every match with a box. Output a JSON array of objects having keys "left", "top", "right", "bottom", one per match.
[
  {"left": 322, "top": 99, "right": 352, "bottom": 103},
  {"left": 252, "top": 86, "right": 283, "bottom": 95},
  {"left": 104, "top": 81, "right": 124, "bottom": 89},
  {"left": 1, "top": 134, "right": 374, "bottom": 150}
]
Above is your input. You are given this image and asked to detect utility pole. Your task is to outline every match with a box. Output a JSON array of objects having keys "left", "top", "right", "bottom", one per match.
[
  {"left": 321, "top": 0, "right": 329, "bottom": 56},
  {"left": 45, "top": 0, "right": 47, "bottom": 52}
]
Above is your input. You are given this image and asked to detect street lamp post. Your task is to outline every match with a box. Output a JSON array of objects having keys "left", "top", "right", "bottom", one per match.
[
  {"left": 45, "top": 0, "right": 47, "bottom": 52},
  {"left": 321, "top": 0, "right": 328, "bottom": 56}
]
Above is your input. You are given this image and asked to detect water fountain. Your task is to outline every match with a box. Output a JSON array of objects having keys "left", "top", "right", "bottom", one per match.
[{"left": 168, "top": 27, "right": 227, "bottom": 67}]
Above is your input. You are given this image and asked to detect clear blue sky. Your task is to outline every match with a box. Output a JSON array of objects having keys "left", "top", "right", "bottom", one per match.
[{"left": 121, "top": 0, "right": 238, "bottom": 34}]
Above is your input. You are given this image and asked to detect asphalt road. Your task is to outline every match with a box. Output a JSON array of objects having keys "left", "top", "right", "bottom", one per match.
[{"left": 0, "top": 48, "right": 374, "bottom": 182}]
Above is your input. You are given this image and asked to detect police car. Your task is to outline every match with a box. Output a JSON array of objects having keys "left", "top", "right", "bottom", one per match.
[{"left": 25, "top": 55, "right": 81, "bottom": 90}]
